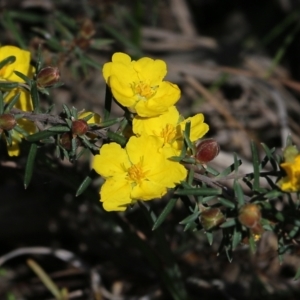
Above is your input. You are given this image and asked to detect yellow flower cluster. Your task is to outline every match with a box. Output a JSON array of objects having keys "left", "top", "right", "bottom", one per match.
[
  {"left": 0, "top": 45, "right": 35, "bottom": 156},
  {"left": 278, "top": 154, "right": 300, "bottom": 192},
  {"left": 93, "top": 52, "right": 209, "bottom": 211}
]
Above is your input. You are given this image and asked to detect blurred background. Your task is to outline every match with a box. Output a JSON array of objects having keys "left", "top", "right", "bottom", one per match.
[{"left": 1, "top": 0, "right": 300, "bottom": 299}]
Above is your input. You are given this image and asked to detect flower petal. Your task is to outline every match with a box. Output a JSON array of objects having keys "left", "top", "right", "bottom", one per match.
[{"left": 93, "top": 143, "right": 131, "bottom": 178}]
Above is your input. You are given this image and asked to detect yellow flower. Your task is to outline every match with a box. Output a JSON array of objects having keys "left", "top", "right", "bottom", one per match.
[
  {"left": 0, "top": 45, "right": 35, "bottom": 82},
  {"left": 103, "top": 52, "right": 181, "bottom": 117},
  {"left": 93, "top": 135, "right": 187, "bottom": 211},
  {"left": 133, "top": 106, "right": 209, "bottom": 155},
  {"left": 278, "top": 154, "right": 300, "bottom": 192},
  {"left": 0, "top": 45, "right": 36, "bottom": 156},
  {"left": 78, "top": 111, "right": 101, "bottom": 124}
]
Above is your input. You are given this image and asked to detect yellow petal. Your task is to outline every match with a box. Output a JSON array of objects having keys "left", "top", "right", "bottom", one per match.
[{"left": 93, "top": 143, "right": 131, "bottom": 178}]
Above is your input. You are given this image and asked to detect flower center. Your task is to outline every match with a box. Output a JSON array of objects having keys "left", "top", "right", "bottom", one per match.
[
  {"left": 127, "top": 160, "right": 146, "bottom": 184},
  {"left": 0, "top": 66, "right": 8, "bottom": 79},
  {"left": 160, "top": 124, "right": 177, "bottom": 144},
  {"left": 134, "top": 81, "right": 157, "bottom": 99}
]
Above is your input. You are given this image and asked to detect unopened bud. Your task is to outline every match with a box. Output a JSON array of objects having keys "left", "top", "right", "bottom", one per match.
[
  {"left": 36, "top": 66, "right": 60, "bottom": 88},
  {"left": 60, "top": 132, "right": 81, "bottom": 150},
  {"left": 195, "top": 138, "right": 220, "bottom": 164},
  {"left": 238, "top": 203, "right": 261, "bottom": 229},
  {"left": 71, "top": 119, "right": 88, "bottom": 136},
  {"left": 0, "top": 113, "right": 16, "bottom": 131},
  {"left": 200, "top": 208, "right": 225, "bottom": 230},
  {"left": 283, "top": 145, "right": 299, "bottom": 163}
]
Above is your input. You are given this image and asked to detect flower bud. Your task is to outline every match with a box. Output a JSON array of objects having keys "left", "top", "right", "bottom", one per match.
[
  {"left": 200, "top": 208, "right": 225, "bottom": 230},
  {"left": 283, "top": 145, "right": 299, "bottom": 163},
  {"left": 60, "top": 132, "right": 73, "bottom": 150},
  {"left": 195, "top": 138, "right": 220, "bottom": 164},
  {"left": 0, "top": 113, "right": 17, "bottom": 131},
  {"left": 238, "top": 203, "right": 261, "bottom": 229},
  {"left": 71, "top": 119, "right": 88, "bottom": 136},
  {"left": 36, "top": 66, "right": 60, "bottom": 88},
  {"left": 60, "top": 132, "right": 81, "bottom": 150}
]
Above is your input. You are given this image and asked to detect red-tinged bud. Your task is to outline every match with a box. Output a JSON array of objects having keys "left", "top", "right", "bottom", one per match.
[
  {"left": 200, "top": 208, "right": 225, "bottom": 230},
  {"left": 0, "top": 113, "right": 16, "bottom": 131},
  {"left": 71, "top": 119, "right": 88, "bottom": 136},
  {"left": 60, "top": 132, "right": 81, "bottom": 150},
  {"left": 60, "top": 132, "right": 72, "bottom": 150},
  {"left": 195, "top": 138, "right": 220, "bottom": 164},
  {"left": 36, "top": 66, "right": 60, "bottom": 88},
  {"left": 238, "top": 203, "right": 261, "bottom": 229}
]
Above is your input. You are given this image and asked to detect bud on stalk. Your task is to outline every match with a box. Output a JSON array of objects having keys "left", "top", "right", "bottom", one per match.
[
  {"left": 71, "top": 119, "right": 89, "bottom": 136},
  {"left": 200, "top": 208, "right": 225, "bottom": 230},
  {"left": 0, "top": 113, "right": 16, "bottom": 131},
  {"left": 36, "top": 66, "right": 60, "bottom": 88},
  {"left": 195, "top": 138, "right": 220, "bottom": 164},
  {"left": 238, "top": 203, "right": 261, "bottom": 229}
]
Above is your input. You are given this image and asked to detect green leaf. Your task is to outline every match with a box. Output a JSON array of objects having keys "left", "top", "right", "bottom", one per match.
[
  {"left": 76, "top": 174, "right": 93, "bottom": 196},
  {"left": 24, "top": 143, "right": 38, "bottom": 189},
  {"left": 248, "top": 234, "right": 257, "bottom": 253},
  {"left": 0, "top": 55, "right": 16, "bottom": 70},
  {"left": 264, "top": 190, "right": 283, "bottom": 199},
  {"left": 107, "top": 131, "right": 127, "bottom": 146},
  {"left": 27, "top": 131, "right": 56, "bottom": 142},
  {"left": 294, "top": 267, "right": 300, "bottom": 280},
  {"left": 250, "top": 141, "right": 260, "bottom": 191},
  {"left": 183, "top": 121, "right": 195, "bottom": 155},
  {"left": 47, "top": 126, "right": 70, "bottom": 132},
  {"left": 205, "top": 165, "right": 219, "bottom": 176},
  {"left": 234, "top": 180, "right": 244, "bottom": 206},
  {"left": 220, "top": 218, "right": 236, "bottom": 228},
  {"left": 13, "top": 124, "right": 29, "bottom": 137},
  {"left": 179, "top": 210, "right": 200, "bottom": 225},
  {"left": 218, "top": 197, "right": 235, "bottom": 209},
  {"left": 104, "top": 84, "right": 113, "bottom": 121},
  {"left": 13, "top": 71, "right": 31, "bottom": 85},
  {"left": 0, "top": 91, "right": 4, "bottom": 114},
  {"left": 261, "top": 143, "right": 277, "bottom": 170},
  {"left": 99, "top": 117, "right": 123, "bottom": 127},
  {"left": 4, "top": 92, "right": 20, "bottom": 112},
  {"left": 232, "top": 227, "right": 242, "bottom": 249},
  {"left": 175, "top": 187, "right": 222, "bottom": 196},
  {"left": 30, "top": 81, "right": 40, "bottom": 113},
  {"left": 216, "top": 159, "right": 242, "bottom": 179},
  {"left": 205, "top": 231, "right": 213, "bottom": 245},
  {"left": 0, "top": 82, "right": 19, "bottom": 89},
  {"left": 152, "top": 198, "right": 178, "bottom": 230}
]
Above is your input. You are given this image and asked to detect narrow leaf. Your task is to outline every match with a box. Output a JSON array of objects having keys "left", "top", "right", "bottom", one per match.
[
  {"left": 76, "top": 174, "right": 93, "bottom": 197},
  {"left": 4, "top": 92, "right": 20, "bottom": 112},
  {"left": 47, "top": 125, "right": 70, "bottom": 132},
  {"left": 220, "top": 218, "right": 236, "bottom": 228},
  {"left": 251, "top": 141, "right": 260, "bottom": 190},
  {"left": 26, "top": 131, "right": 56, "bottom": 142},
  {"left": 234, "top": 180, "right": 245, "bottom": 206},
  {"left": 24, "top": 143, "right": 38, "bottom": 189},
  {"left": 152, "top": 198, "right": 178, "bottom": 230},
  {"left": 175, "top": 187, "right": 222, "bottom": 196},
  {"left": 216, "top": 159, "right": 242, "bottom": 179},
  {"left": 30, "top": 81, "right": 40, "bottom": 113}
]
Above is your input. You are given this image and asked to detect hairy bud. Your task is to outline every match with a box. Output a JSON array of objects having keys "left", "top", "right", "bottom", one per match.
[
  {"left": 71, "top": 119, "right": 88, "bottom": 136},
  {"left": 200, "top": 208, "right": 225, "bottom": 230},
  {"left": 0, "top": 113, "right": 16, "bottom": 131},
  {"left": 238, "top": 203, "right": 261, "bottom": 229},
  {"left": 37, "top": 66, "right": 60, "bottom": 88},
  {"left": 195, "top": 139, "right": 220, "bottom": 164}
]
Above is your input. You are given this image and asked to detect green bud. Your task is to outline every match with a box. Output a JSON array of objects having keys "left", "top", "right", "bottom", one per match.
[
  {"left": 36, "top": 66, "right": 60, "bottom": 88},
  {"left": 200, "top": 208, "right": 225, "bottom": 230}
]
